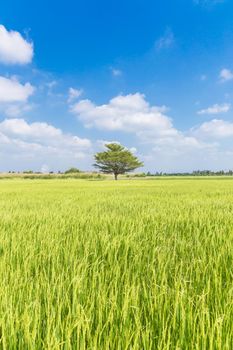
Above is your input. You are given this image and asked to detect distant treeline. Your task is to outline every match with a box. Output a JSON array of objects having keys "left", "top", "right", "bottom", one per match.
[
  {"left": 125, "top": 170, "right": 233, "bottom": 177},
  {"left": 4, "top": 169, "right": 233, "bottom": 179},
  {"left": 2, "top": 170, "right": 104, "bottom": 180},
  {"left": 145, "top": 170, "right": 233, "bottom": 177}
]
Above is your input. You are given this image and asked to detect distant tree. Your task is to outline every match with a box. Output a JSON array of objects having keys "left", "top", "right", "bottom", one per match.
[
  {"left": 23, "top": 170, "right": 33, "bottom": 174},
  {"left": 65, "top": 167, "right": 80, "bottom": 174},
  {"left": 94, "top": 143, "right": 143, "bottom": 180}
]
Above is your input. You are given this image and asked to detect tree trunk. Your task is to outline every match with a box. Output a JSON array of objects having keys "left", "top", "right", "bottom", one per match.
[{"left": 114, "top": 173, "right": 118, "bottom": 180}]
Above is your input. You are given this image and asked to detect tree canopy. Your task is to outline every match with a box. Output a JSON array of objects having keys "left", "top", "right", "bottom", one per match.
[
  {"left": 94, "top": 143, "right": 143, "bottom": 180},
  {"left": 64, "top": 167, "right": 80, "bottom": 174}
]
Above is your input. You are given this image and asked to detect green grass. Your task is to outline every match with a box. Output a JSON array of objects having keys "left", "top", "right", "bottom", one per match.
[{"left": 0, "top": 178, "right": 232, "bottom": 349}]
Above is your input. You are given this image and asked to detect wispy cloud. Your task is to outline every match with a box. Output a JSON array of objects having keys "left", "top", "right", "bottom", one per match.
[
  {"left": 197, "top": 103, "right": 231, "bottom": 115},
  {"left": 4, "top": 103, "right": 34, "bottom": 117},
  {"left": 201, "top": 74, "right": 207, "bottom": 81},
  {"left": 68, "top": 87, "right": 83, "bottom": 103},
  {"left": 155, "top": 28, "right": 175, "bottom": 51},
  {"left": 111, "top": 68, "right": 122, "bottom": 77},
  {"left": 110, "top": 67, "right": 123, "bottom": 77},
  {"left": 194, "top": 0, "right": 225, "bottom": 5}
]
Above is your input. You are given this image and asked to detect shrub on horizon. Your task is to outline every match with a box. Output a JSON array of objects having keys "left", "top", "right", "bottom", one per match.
[{"left": 64, "top": 167, "right": 81, "bottom": 174}]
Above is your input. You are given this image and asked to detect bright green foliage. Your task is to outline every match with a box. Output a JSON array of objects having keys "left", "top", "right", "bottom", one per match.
[
  {"left": 94, "top": 143, "right": 143, "bottom": 179},
  {"left": 0, "top": 178, "right": 233, "bottom": 349}
]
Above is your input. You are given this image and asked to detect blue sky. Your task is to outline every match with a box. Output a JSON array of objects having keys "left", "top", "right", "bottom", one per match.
[{"left": 0, "top": 0, "right": 233, "bottom": 172}]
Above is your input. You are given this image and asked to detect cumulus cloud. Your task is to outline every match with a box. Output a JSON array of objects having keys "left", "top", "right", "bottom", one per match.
[
  {"left": 197, "top": 103, "right": 230, "bottom": 115},
  {"left": 192, "top": 119, "right": 233, "bottom": 139},
  {"left": 0, "top": 118, "right": 91, "bottom": 147},
  {"left": 0, "top": 25, "right": 33, "bottom": 65},
  {"left": 0, "top": 118, "right": 92, "bottom": 171},
  {"left": 0, "top": 76, "right": 34, "bottom": 102},
  {"left": 219, "top": 68, "right": 233, "bottom": 82},
  {"left": 71, "top": 93, "right": 171, "bottom": 133},
  {"left": 71, "top": 92, "right": 212, "bottom": 155},
  {"left": 0, "top": 76, "right": 34, "bottom": 117}
]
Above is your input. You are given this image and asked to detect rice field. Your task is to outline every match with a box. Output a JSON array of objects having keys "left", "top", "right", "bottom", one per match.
[{"left": 0, "top": 178, "right": 232, "bottom": 349}]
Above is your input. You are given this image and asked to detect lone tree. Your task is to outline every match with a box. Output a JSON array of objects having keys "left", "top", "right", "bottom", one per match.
[{"left": 94, "top": 143, "right": 143, "bottom": 180}]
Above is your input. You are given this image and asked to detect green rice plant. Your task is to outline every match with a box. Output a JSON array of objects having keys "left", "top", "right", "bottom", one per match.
[{"left": 0, "top": 178, "right": 232, "bottom": 349}]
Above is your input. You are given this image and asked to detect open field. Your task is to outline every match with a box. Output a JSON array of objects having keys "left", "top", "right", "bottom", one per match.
[{"left": 0, "top": 179, "right": 232, "bottom": 349}]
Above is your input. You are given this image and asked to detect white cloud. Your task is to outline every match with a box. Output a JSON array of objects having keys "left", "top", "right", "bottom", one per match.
[
  {"left": 0, "top": 118, "right": 91, "bottom": 147},
  {"left": 71, "top": 92, "right": 211, "bottom": 155},
  {"left": 0, "top": 25, "right": 33, "bottom": 65},
  {"left": 192, "top": 119, "right": 233, "bottom": 139},
  {"left": 46, "top": 80, "right": 58, "bottom": 95},
  {"left": 111, "top": 68, "right": 122, "bottom": 77},
  {"left": 46, "top": 81, "right": 57, "bottom": 89},
  {"left": 219, "top": 68, "right": 233, "bottom": 82},
  {"left": 0, "top": 76, "right": 34, "bottom": 102},
  {"left": 0, "top": 118, "right": 92, "bottom": 171},
  {"left": 4, "top": 103, "right": 33, "bottom": 117},
  {"left": 197, "top": 103, "right": 230, "bottom": 115},
  {"left": 71, "top": 93, "right": 172, "bottom": 134},
  {"left": 194, "top": 0, "right": 225, "bottom": 5},
  {"left": 0, "top": 118, "right": 61, "bottom": 138},
  {"left": 68, "top": 87, "right": 83, "bottom": 102},
  {"left": 155, "top": 28, "right": 175, "bottom": 51}
]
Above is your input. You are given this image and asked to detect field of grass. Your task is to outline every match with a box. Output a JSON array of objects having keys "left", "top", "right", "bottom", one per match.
[{"left": 0, "top": 178, "right": 232, "bottom": 349}]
